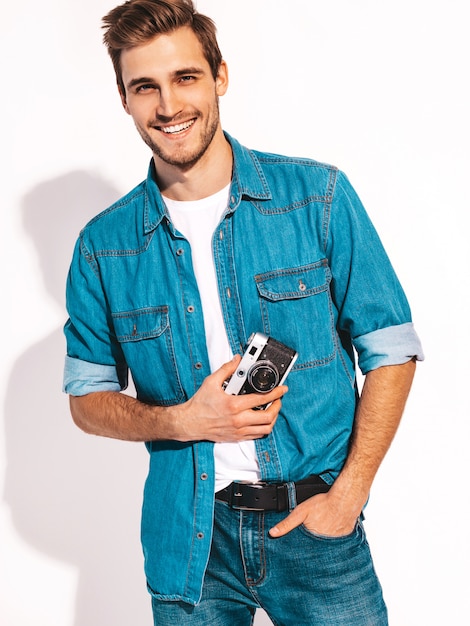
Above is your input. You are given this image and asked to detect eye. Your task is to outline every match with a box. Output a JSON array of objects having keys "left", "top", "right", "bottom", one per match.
[
  {"left": 179, "top": 75, "right": 196, "bottom": 84},
  {"left": 135, "top": 83, "right": 156, "bottom": 94}
]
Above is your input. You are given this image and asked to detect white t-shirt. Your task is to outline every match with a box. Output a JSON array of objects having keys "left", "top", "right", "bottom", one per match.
[{"left": 164, "top": 186, "right": 260, "bottom": 491}]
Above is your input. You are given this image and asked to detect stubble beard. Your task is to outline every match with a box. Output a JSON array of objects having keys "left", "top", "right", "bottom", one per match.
[{"left": 136, "top": 98, "right": 221, "bottom": 171}]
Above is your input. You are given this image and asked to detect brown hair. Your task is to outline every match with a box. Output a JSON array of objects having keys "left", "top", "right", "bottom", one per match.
[{"left": 102, "top": 0, "right": 223, "bottom": 94}]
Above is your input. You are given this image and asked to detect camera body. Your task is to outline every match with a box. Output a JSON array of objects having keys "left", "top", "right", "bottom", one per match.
[{"left": 224, "top": 332, "right": 298, "bottom": 409}]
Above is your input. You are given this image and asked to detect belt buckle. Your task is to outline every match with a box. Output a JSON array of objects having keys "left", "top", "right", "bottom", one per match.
[{"left": 230, "top": 481, "right": 268, "bottom": 511}]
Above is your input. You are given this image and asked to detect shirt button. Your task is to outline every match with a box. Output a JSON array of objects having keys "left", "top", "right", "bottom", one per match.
[
  {"left": 200, "top": 473, "right": 208, "bottom": 481},
  {"left": 195, "top": 362, "right": 203, "bottom": 370},
  {"left": 197, "top": 532, "right": 204, "bottom": 540},
  {"left": 187, "top": 305, "right": 195, "bottom": 313},
  {"left": 176, "top": 248, "right": 184, "bottom": 256},
  {"left": 226, "top": 287, "right": 231, "bottom": 299}
]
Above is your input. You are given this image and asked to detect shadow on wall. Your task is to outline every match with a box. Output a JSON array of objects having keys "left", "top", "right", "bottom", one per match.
[{"left": 3, "top": 172, "right": 152, "bottom": 625}]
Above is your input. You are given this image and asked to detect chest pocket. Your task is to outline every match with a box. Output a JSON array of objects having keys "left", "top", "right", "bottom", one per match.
[
  {"left": 112, "top": 306, "right": 185, "bottom": 405},
  {"left": 255, "top": 260, "right": 336, "bottom": 368}
]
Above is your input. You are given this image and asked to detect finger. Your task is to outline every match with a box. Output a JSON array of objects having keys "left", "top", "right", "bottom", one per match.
[
  {"left": 212, "top": 354, "right": 242, "bottom": 384},
  {"left": 220, "top": 400, "right": 281, "bottom": 440},
  {"left": 269, "top": 506, "right": 306, "bottom": 538},
  {"left": 233, "top": 385, "right": 288, "bottom": 411},
  {"left": 265, "top": 384, "right": 288, "bottom": 403}
]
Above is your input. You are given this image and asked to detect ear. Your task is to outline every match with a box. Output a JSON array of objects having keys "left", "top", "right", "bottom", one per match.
[
  {"left": 118, "top": 84, "right": 130, "bottom": 114},
  {"left": 215, "top": 60, "right": 229, "bottom": 97}
]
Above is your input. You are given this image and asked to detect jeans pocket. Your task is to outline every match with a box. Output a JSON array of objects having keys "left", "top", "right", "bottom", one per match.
[{"left": 299, "top": 518, "right": 361, "bottom": 542}]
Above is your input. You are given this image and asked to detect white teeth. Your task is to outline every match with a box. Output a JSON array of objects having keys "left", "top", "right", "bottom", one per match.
[{"left": 161, "top": 119, "right": 195, "bottom": 134}]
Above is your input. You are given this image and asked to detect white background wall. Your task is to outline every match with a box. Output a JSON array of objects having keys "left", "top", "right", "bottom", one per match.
[{"left": 1, "top": 1, "right": 468, "bottom": 624}]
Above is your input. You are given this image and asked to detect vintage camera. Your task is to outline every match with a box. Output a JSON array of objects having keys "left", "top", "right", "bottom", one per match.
[{"left": 224, "top": 332, "right": 298, "bottom": 409}]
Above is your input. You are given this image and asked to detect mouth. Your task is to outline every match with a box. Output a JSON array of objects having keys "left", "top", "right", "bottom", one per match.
[{"left": 157, "top": 119, "right": 196, "bottom": 135}]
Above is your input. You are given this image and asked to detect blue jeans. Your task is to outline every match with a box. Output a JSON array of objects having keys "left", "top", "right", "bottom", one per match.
[{"left": 151, "top": 499, "right": 388, "bottom": 625}]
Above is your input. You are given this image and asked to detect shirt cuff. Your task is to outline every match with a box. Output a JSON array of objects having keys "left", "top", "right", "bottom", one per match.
[
  {"left": 354, "top": 322, "right": 424, "bottom": 374},
  {"left": 63, "top": 356, "right": 128, "bottom": 395}
]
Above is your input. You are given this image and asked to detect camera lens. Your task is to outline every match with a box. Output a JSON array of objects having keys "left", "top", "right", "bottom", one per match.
[{"left": 248, "top": 361, "right": 279, "bottom": 393}]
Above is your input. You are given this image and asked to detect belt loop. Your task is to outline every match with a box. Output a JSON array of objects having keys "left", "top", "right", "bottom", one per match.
[{"left": 286, "top": 481, "right": 297, "bottom": 511}]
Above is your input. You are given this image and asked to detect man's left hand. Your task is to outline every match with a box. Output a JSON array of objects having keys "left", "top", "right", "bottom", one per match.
[{"left": 268, "top": 491, "right": 360, "bottom": 538}]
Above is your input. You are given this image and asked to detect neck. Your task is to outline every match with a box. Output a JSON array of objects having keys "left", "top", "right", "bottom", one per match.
[{"left": 154, "top": 129, "right": 233, "bottom": 201}]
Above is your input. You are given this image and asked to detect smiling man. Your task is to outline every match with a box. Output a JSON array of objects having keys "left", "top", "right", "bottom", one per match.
[
  {"left": 63, "top": 1, "right": 423, "bottom": 624},
  {"left": 119, "top": 26, "right": 231, "bottom": 183}
]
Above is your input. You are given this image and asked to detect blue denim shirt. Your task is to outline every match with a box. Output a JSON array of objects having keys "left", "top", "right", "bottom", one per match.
[{"left": 63, "top": 133, "right": 423, "bottom": 605}]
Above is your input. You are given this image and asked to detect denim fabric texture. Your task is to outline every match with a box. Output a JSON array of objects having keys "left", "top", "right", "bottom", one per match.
[
  {"left": 63, "top": 133, "right": 423, "bottom": 604},
  {"left": 151, "top": 500, "right": 388, "bottom": 625}
]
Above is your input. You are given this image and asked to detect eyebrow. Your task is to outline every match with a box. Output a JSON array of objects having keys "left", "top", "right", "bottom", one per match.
[
  {"left": 174, "top": 67, "right": 205, "bottom": 78},
  {"left": 126, "top": 67, "right": 206, "bottom": 91}
]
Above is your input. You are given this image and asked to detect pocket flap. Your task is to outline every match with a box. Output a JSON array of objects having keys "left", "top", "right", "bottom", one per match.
[
  {"left": 112, "top": 306, "right": 169, "bottom": 342},
  {"left": 255, "top": 260, "right": 330, "bottom": 301}
]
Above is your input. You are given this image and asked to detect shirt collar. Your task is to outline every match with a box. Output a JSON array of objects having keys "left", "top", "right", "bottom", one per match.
[{"left": 143, "top": 132, "right": 272, "bottom": 234}]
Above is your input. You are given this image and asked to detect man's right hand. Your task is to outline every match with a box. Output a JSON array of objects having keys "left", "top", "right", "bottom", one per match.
[{"left": 170, "top": 355, "right": 287, "bottom": 443}]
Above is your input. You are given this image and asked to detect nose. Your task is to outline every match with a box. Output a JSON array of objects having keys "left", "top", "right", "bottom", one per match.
[{"left": 156, "top": 85, "right": 183, "bottom": 120}]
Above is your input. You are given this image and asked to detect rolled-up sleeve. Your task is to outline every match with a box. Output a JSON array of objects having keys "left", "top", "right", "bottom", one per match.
[
  {"left": 326, "top": 171, "right": 424, "bottom": 373},
  {"left": 63, "top": 355, "right": 128, "bottom": 396},
  {"left": 63, "top": 231, "right": 128, "bottom": 396},
  {"left": 354, "top": 322, "right": 424, "bottom": 374}
]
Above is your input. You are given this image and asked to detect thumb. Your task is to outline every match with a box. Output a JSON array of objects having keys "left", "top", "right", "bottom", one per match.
[
  {"left": 215, "top": 354, "right": 242, "bottom": 384},
  {"left": 269, "top": 507, "right": 305, "bottom": 538}
]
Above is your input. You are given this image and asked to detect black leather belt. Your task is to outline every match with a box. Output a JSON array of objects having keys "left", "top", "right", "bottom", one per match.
[{"left": 215, "top": 475, "right": 331, "bottom": 512}]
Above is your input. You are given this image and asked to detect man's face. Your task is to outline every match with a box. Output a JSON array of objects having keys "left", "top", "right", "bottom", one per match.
[{"left": 120, "top": 26, "right": 228, "bottom": 170}]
